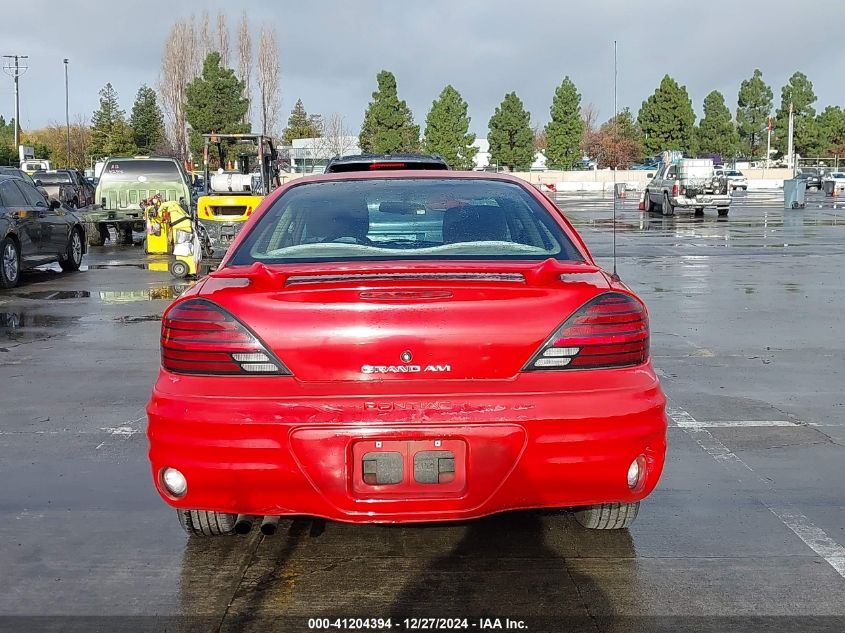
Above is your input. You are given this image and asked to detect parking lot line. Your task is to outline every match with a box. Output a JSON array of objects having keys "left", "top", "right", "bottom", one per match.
[{"left": 667, "top": 399, "right": 845, "bottom": 581}]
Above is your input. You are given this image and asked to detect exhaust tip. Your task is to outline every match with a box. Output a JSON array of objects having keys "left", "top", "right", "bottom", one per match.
[
  {"left": 234, "top": 514, "right": 256, "bottom": 535},
  {"left": 260, "top": 515, "right": 281, "bottom": 536}
]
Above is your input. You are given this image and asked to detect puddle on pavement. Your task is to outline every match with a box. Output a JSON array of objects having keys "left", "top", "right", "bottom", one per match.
[
  {"left": 0, "top": 311, "right": 82, "bottom": 341},
  {"left": 85, "top": 263, "right": 149, "bottom": 270},
  {"left": 15, "top": 290, "right": 92, "bottom": 300},
  {"left": 115, "top": 314, "right": 162, "bottom": 323}
]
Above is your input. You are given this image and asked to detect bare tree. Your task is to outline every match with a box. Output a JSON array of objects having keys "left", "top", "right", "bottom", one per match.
[
  {"left": 237, "top": 11, "right": 253, "bottom": 126},
  {"left": 159, "top": 18, "right": 199, "bottom": 161},
  {"left": 318, "top": 113, "right": 356, "bottom": 158},
  {"left": 215, "top": 12, "right": 230, "bottom": 67},
  {"left": 256, "top": 27, "right": 281, "bottom": 136},
  {"left": 196, "top": 10, "right": 211, "bottom": 66}
]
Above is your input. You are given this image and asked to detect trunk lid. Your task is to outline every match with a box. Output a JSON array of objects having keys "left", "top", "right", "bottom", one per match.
[{"left": 204, "top": 260, "right": 611, "bottom": 382}]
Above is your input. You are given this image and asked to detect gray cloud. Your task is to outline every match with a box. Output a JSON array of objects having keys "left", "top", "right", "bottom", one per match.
[{"left": 0, "top": 0, "right": 839, "bottom": 136}]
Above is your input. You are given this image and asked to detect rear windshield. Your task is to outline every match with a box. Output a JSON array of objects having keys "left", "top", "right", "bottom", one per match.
[
  {"left": 34, "top": 171, "right": 72, "bottom": 184},
  {"left": 100, "top": 160, "right": 183, "bottom": 183},
  {"left": 727, "top": 170, "right": 743, "bottom": 176},
  {"left": 229, "top": 178, "right": 582, "bottom": 265}
]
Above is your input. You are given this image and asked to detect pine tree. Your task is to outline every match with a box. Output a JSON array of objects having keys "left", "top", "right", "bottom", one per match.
[
  {"left": 773, "top": 71, "right": 820, "bottom": 157},
  {"left": 488, "top": 92, "right": 534, "bottom": 171},
  {"left": 736, "top": 69, "right": 773, "bottom": 159},
  {"left": 359, "top": 71, "right": 420, "bottom": 153},
  {"left": 185, "top": 53, "right": 250, "bottom": 160},
  {"left": 544, "top": 77, "right": 584, "bottom": 169},
  {"left": 89, "top": 83, "right": 136, "bottom": 159},
  {"left": 282, "top": 99, "right": 322, "bottom": 144},
  {"left": 423, "top": 85, "right": 477, "bottom": 170},
  {"left": 129, "top": 85, "right": 165, "bottom": 155},
  {"left": 696, "top": 90, "right": 739, "bottom": 159},
  {"left": 816, "top": 106, "right": 845, "bottom": 155},
  {"left": 637, "top": 75, "right": 696, "bottom": 155}
]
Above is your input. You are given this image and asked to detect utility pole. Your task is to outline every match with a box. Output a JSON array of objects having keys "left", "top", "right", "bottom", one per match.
[
  {"left": 766, "top": 117, "right": 772, "bottom": 170},
  {"left": 64, "top": 59, "right": 70, "bottom": 166},
  {"left": 2, "top": 55, "right": 29, "bottom": 150},
  {"left": 787, "top": 102, "right": 795, "bottom": 175}
]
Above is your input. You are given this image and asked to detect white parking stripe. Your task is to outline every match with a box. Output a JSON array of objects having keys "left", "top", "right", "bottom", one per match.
[
  {"left": 667, "top": 400, "right": 845, "bottom": 581},
  {"left": 666, "top": 405, "right": 798, "bottom": 428}
]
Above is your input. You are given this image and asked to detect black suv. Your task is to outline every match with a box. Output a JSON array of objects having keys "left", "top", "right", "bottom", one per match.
[
  {"left": 325, "top": 154, "right": 449, "bottom": 173},
  {"left": 796, "top": 170, "right": 823, "bottom": 191}
]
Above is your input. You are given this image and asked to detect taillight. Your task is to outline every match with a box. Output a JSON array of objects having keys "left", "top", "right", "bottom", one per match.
[
  {"left": 672, "top": 182, "right": 679, "bottom": 196},
  {"left": 524, "top": 292, "right": 649, "bottom": 370},
  {"left": 161, "top": 298, "right": 290, "bottom": 375}
]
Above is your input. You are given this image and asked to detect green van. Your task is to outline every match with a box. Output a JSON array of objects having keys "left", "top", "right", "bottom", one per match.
[{"left": 87, "top": 157, "right": 192, "bottom": 245}]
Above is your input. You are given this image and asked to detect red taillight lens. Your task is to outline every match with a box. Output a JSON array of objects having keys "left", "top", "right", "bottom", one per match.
[
  {"left": 161, "top": 298, "right": 290, "bottom": 375},
  {"left": 524, "top": 292, "right": 649, "bottom": 371},
  {"left": 672, "top": 182, "right": 679, "bottom": 196}
]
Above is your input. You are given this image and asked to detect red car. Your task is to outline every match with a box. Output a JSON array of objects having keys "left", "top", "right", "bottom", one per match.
[{"left": 147, "top": 168, "right": 666, "bottom": 536}]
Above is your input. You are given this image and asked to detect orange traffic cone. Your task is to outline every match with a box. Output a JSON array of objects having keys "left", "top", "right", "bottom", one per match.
[{"left": 638, "top": 191, "right": 645, "bottom": 210}]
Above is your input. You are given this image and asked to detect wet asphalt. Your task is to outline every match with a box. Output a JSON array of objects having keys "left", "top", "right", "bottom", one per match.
[{"left": 1, "top": 190, "right": 844, "bottom": 632}]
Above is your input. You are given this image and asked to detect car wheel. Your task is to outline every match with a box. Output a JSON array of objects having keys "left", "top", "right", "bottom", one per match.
[
  {"left": 644, "top": 190, "right": 655, "bottom": 212},
  {"left": 0, "top": 237, "right": 21, "bottom": 289},
  {"left": 60, "top": 228, "right": 84, "bottom": 272},
  {"left": 170, "top": 260, "right": 189, "bottom": 279},
  {"left": 177, "top": 509, "right": 236, "bottom": 537},
  {"left": 662, "top": 192, "right": 674, "bottom": 216},
  {"left": 694, "top": 207, "right": 704, "bottom": 216},
  {"left": 85, "top": 222, "right": 107, "bottom": 246},
  {"left": 574, "top": 502, "right": 639, "bottom": 530},
  {"left": 717, "top": 207, "right": 730, "bottom": 217},
  {"left": 119, "top": 225, "right": 134, "bottom": 245}
]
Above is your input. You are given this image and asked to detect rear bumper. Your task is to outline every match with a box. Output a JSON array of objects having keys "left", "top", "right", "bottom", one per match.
[
  {"left": 672, "top": 195, "right": 731, "bottom": 207},
  {"left": 147, "top": 367, "right": 667, "bottom": 523}
]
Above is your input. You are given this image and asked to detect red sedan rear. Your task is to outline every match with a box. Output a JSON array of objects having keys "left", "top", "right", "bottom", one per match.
[{"left": 147, "top": 171, "right": 666, "bottom": 535}]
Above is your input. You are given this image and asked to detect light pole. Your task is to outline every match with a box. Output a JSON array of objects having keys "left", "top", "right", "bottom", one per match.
[
  {"left": 64, "top": 59, "right": 70, "bottom": 166},
  {"left": 2, "top": 54, "right": 29, "bottom": 151}
]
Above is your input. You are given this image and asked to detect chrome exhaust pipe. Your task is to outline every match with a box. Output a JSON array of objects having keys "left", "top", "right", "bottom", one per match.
[
  {"left": 260, "top": 515, "right": 281, "bottom": 535},
  {"left": 234, "top": 514, "right": 257, "bottom": 534}
]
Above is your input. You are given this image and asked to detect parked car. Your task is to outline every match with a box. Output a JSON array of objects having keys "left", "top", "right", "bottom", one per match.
[
  {"left": 0, "top": 167, "right": 50, "bottom": 200},
  {"left": 32, "top": 169, "right": 95, "bottom": 208},
  {"left": 821, "top": 171, "right": 845, "bottom": 195},
  {"left": 89, "top": 157, "right": 192, "bottom": 246},
  {"left": 0, "top": 175, "right": 86, "bottom": 288},
  {"left": 147, "top": 170, "right": 667, "bottom": 536},
  {"left": 644, "top": 158, "right": 731, "bottom": 216},
  {"left": 796, "top": 170, "right": 823, "bottom": 191},
  {"left": 714, "top": 168, "right": 748, "bottom": 191}
]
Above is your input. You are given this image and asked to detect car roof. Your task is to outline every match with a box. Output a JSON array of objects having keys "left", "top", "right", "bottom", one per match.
[{"left": 324, "top": 153, "right": 449, "bottom": 173}]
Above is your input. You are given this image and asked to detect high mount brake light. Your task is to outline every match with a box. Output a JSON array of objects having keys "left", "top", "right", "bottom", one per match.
[
  {"left": 161, "top": 298, "right": 290, "bottom": 376},
  {"left": 524, "top": 292, "right": 649, "bottom": 371}
]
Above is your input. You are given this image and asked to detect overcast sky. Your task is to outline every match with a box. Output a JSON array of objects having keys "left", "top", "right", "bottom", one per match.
[{"left": 0, "top": 0, "right": 839, "bottom": 137}]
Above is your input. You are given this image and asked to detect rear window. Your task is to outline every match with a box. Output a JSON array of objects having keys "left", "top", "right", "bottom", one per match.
[
  {"left": 230, "top": 178, "right": 582, "bottom": 265},
  {"left": 34, "top": 171, "right": 72, "bottom": 184},
  {"left": 727, "top": 170, "right": 743, "bottom": 176},
  {"left": 100, "top": 160, "right": 183, "bottom": 183}
]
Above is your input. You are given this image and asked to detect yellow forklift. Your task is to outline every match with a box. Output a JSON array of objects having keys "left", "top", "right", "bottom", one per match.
[{"left": 197, "top": 133, "right": 281, "bottom": 251}]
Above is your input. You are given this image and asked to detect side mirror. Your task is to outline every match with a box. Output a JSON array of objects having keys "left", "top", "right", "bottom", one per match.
[
  {"left": 647, "top": 173, "right": 654, "bottom": 179},
  {"left": 49, "top": 199, "right": 61, "bottom": 210}
]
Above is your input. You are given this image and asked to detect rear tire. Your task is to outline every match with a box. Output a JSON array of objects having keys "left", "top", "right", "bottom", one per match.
[
  {"left": 85, "top": 223, "right": 107, "bottom": 246},
  {"left": 59, "top": 228, "right": 84, "bottom": 272},
  {"left": 177, "top": 509, "right": 237, "bottom": 537},
  {"left": 644, "top": 190, "right": 655, "bottom": 212},
  {"left": 574, "top": 502, "right": 639, "bottom": 530},
  {"left": 717, "top": 207, "right": 730, "bottom": 217},
  {"left": 662, "top": 192, "right": 674, "bottom": 216},
  {"left": 170, "top": 260, "right": 189, "bottom": 278},
  {"left": 0, "top": 237, "right": 21, "bottom": 289},
  {"left": 119, "top": 225, "right": 134, "bottom": 245}
]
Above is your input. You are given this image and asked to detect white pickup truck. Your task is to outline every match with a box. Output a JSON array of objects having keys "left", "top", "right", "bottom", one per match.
[{"left": 644, "top": 158, "right": 731, "bottom": 217}]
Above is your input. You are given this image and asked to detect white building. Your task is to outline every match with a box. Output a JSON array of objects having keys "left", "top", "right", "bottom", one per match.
[{"left": 284, "top": 136, "right": 361, "bottom": 173}]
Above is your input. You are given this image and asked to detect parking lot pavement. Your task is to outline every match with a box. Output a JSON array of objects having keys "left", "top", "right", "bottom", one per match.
[{"left": 0, "top": 191, "right": 843, "bottom": 632}]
